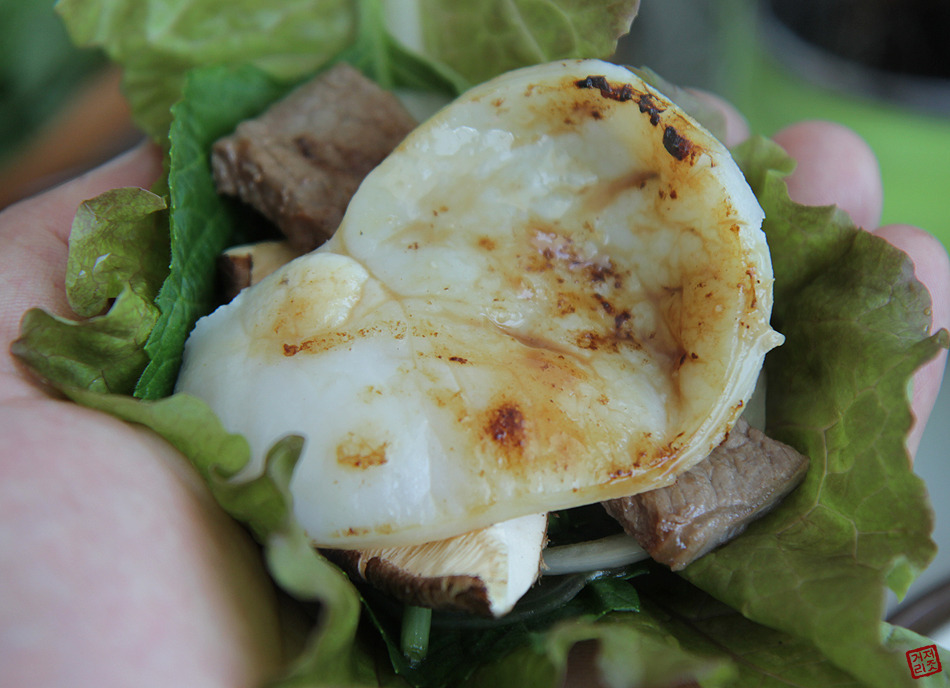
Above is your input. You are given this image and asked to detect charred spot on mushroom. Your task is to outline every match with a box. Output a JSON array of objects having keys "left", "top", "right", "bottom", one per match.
[
  {"left": 336, "top": 434, "right": 389, "bottom": 469},
  {"left": 486, "top": 402, "right": 527, "bottom": 455},
  {"left": 636, "top": 92, "right": 665, "bottom": 126},
  {"left": 574, "top": 74, "right": 666, "bottom": 126},
  {"left": 603, "top": 418, "right": 809, "bottom": 571},
  {"left": 662, "top": 125, "right": 694, "bottom": 161},
  {"left": 574, "top": 74, "right": 636, "bottom": 102}
]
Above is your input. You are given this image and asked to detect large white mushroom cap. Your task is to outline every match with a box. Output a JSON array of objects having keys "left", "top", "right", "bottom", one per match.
[{"left": 176, "top": 59, "right": 783, "bottom": 549}]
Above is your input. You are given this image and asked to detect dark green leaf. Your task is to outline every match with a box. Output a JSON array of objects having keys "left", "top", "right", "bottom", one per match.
[{"left": 134, "top": 65, "right": 294, "bottom": 399}]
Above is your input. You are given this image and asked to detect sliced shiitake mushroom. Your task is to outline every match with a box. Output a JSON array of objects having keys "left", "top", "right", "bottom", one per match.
[
  {"left": 218, "top": 240, "right": 303, "bottom": 301},
  {"left": 326, "top": 513, "right": 547, "bottom": 617}
]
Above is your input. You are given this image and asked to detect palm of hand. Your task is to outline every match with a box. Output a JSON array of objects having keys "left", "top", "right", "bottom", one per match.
[{"left": 0, "top": 146, "right": 283, "bottom": 687}]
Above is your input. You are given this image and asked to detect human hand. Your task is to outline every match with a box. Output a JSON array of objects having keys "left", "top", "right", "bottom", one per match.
[
  {"left": 1, "top": 106, "right": 947, "bottom": 688},
  {"left": 0, "top": 145, "right": 285, "bottom": 688}
]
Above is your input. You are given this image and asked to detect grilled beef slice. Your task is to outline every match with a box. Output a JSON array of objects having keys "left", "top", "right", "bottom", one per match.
[
  {"left": 604, "top": 418, "right": 809, "bottom": 570},
  {"left": 211, "top": 63, "right": 418, "bottom": 252}
]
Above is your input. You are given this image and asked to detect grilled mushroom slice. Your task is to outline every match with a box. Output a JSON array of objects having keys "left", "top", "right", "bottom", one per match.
[
  {"left": 218, "top": 240, "right": 303, "bottom": 301},
  {"left": 327, "top": 513, "right": 547, "bottom": 617}
]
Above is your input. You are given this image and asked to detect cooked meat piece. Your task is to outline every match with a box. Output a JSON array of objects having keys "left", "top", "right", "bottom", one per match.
[
  {"left": 603, "top": 418, "right": 809, "bottom": 571},
  {"left": 211, "top": 63, "right": 417, "bottom": 252}
]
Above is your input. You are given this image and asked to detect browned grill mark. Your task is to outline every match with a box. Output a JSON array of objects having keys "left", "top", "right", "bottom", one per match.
[
  {"left": 337, "top": 436, "right": 389, "bottom": 469},
  {"left": 486, "top": 403, "right": 526, "bottom": 455},
  {"left": 594, "top": 293, "right": 615, "bottom": 315},
  {"left": 282, "top": 331, "right": 356, "bottom": 356},
  {"left": 575, "top": 75, "right": 635, "bottom": 102},
  {"left": 745, "top": 268, "right": 759, "bottom": 309},
  {"left": 574, "top": 75, "right": 667, "bottom": 126},
  {"left": 636, "top": 93, "right": 665, "bottom": 126},
  {"left": 663, "top": 125, "right": 693, "bottom": 161}
]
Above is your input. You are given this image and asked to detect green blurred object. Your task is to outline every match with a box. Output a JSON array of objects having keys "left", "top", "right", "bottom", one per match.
[{"left": 0, "top": 0, "right": 104, "bottom": 164}]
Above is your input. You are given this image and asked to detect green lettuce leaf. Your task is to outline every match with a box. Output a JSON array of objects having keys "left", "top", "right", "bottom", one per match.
[
  {"left": 11, "top": 187, "right": 167, "bottom": 394},
  {"left": 411, "top": 0, "right": 640, "bottom": 86},
  {"left": 459, "top": 608, "right": 735, "bottom": 688},
  {"left": 604, "top": 571, "right": 866, "bottom": 688},
  {"left": 459, "top": 566, "right": 883, "bottom": 688},
  {"left": 54, "top": 0, "right": 640, "bottom": 140},
  {"left": 678, "top": 135, "right": 950, "bottom": 688},
  {"left": 334, "top": 0, "right": 468, "bottom": 95},
  {"left": 54, "top": 0, "right": 357, "bottom": 139}
]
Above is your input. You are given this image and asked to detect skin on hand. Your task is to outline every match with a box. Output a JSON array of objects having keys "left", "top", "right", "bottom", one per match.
[{"left": 0, "top": 144, "right": 285, "bottom": 688}]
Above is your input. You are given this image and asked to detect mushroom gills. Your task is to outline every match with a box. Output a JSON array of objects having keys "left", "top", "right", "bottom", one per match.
[{"left": 327, "top": 513, "right": 547, "bottom": 617}]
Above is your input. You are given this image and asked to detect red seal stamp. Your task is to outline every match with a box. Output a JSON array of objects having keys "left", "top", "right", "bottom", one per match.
[{"left": 907, "top": 645, "right": 942, "bottom": 679}]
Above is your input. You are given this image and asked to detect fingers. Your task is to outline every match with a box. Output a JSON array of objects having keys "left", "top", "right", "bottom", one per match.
[
  {"left": 772, "top": 121, "right": 883, "bottom": 231},
  {"left": 875, "top": 224, "right": 950, "bottom": 456},
  {"left": 773, "top": 121, "right": 949, "bottom": 459},
  {"left": 687, "top": 89, "right": 751, "bottom": 148},
  {"left": 0, "top": 143, "right": 163, "bottom": 400},
  {"left": 1, "top": 141, "right": 164, "bottom": 245}
]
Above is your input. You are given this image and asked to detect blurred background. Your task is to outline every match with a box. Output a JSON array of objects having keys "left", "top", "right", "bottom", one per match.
[
  {"left": 2, "top": 0, "right": 948, "bottom": 640},
  {"left": 0, "top": 0, "right": 139, "bottom": 208},
  {"left": 618, "top": 0, "right": 950, "bottom": 248}
]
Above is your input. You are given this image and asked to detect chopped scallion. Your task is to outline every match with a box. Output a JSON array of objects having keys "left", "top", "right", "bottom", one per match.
[
  {"left": 401, "top": 605, "right": 432, "bottom": 665},
  {"left": 541, "top": 533, "right": 649, "bottom": 575}
]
